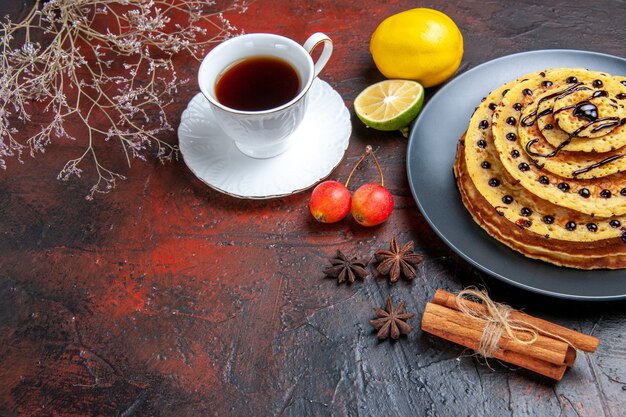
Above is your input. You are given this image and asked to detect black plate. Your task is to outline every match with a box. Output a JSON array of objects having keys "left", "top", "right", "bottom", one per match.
[{"left": 407, "top": 49, "right": 626, "bottom": 301}]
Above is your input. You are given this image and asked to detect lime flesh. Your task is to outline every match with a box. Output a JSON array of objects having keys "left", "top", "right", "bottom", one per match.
[{"left": 354, "top": 80, "right": 424, "bottom": 132}]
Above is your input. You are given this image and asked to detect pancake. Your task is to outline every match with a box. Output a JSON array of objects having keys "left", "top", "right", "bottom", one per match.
[
  {"left": 465, "top": 77, "right": 626, "bottom": 241},
  {"left": 552, "top": 87, "right": 626, "bottom": 139},
  {"left": 455, "top": 141, "right": 626, "bottom": 269},
  {"left": 530, "top": 88, "right": 626, "bottom": 153},
  {"left": 456, "top": 67, "right": 626, "bottom": 269},
  {"left": 490, "top": 68, "right": 626, "bottom": 216},
  {"left": 505, "top": 70, "right": 626, "bottom": 178}
]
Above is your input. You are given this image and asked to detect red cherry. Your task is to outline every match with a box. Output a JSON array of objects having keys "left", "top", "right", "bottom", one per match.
[
  {"left": 309, "top": 180, "right": 352, "bottom": 223},
  {"left": 344, "top": 145, "right": 394, "bottom": 226},
  {"left": 351, "top": 183, "right": 394, "bottom": 226}
]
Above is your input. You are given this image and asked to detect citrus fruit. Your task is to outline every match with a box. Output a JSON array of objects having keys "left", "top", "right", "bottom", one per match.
[
  {"left": 370, "top": 8, "right": 463, "bottom": 88},
  {"left": 354, "top": 79, "right": 424, "bottom": 131}
]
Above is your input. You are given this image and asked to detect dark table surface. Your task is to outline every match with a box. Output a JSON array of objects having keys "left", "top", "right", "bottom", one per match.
[{"left": 1, "top": 1, "right": 625, "bottom": 416}]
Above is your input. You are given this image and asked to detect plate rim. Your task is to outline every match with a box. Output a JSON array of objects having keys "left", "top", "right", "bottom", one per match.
[{"left": 407, "top": 48, "right": 626, "bottom": 301}]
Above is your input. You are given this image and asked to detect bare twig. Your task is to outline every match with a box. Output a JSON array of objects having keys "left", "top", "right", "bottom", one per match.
[{"left": 0, "top": 0, "right": 247, "bottom": 199}]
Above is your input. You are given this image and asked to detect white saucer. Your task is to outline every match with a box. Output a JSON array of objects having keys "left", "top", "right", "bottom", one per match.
[{"left": 178, "top": 79, "right": 351, "bottom": 199}]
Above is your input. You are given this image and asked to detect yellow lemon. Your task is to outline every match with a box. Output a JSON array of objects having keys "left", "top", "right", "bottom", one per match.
[{"left": 370, "top": 8, "right": 463, "bottom": 88}]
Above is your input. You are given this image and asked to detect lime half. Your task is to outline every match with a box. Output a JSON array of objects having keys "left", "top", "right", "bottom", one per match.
[{"left": 354, "top": 80, "right": 424, "bottom": 132}]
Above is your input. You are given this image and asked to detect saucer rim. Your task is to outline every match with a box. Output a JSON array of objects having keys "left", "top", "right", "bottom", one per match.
[{"left": 178, "top": 79, "right": 351, "bottom": 199}]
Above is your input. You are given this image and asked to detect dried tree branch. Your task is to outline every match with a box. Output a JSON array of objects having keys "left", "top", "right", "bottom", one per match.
[{"left": 0, "top": 0, "right": 247, "bottom": 198}]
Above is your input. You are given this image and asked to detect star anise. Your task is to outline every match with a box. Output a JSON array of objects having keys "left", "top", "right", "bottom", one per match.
[
  {"left": 370, "top": 297, "right": 415, "bottom": 340},
  {"left": 323, "top": 250, "right": 369, "bottom": 284},
  {"left": 375, "top": 237, "right": 424, "bottom": 282}
]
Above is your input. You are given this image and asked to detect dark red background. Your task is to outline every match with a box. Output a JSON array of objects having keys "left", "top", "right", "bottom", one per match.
[{"left": 1, "top": 1, "right": 625, "bottom": 416}]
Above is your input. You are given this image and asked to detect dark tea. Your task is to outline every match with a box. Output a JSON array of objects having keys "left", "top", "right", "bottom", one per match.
[{"left": 215, "top": 56, "right": 301, "bottom": 111}]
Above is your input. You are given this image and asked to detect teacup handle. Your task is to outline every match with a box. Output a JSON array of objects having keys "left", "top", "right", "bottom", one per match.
[{"left": 303, "top": 33, "right": 333, "bottom": 78}]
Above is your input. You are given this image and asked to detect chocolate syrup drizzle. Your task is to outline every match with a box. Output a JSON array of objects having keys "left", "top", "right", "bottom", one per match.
[
  {"left": 572, "top": 154, "right": 626, "bottom": 177},
  {"left": 525, "top": 137, "right": 570, "bottom": 158},
  {"left": 519, "top": 81, "right": 625, "bottom": 175},
  {"left": 520, "top": 83, "right": 587, "bottom": 127}
]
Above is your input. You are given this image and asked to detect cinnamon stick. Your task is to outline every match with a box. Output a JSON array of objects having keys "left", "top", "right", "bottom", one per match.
[
  {"left": 432, "top": 289, "right": 599, "bottom": 352},
  {"left": 422, "top": 305, "right": 567, "bottom": 380},
  {"left": 423, "top": 302, "right": 574, "bottom": 367}
]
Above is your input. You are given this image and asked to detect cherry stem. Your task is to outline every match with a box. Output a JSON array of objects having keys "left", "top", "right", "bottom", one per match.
[{"left": 344, "top": 145, "right": 385, "bottom": 188}]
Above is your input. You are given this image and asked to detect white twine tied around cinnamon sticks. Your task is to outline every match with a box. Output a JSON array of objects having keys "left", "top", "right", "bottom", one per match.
[{"left": 421, "top": 288, "right": 600, "bottom": 380}]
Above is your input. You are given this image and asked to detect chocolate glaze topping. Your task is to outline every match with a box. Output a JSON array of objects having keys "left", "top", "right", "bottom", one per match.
[
  {"left": 524, "top": 137, "right": 571, "bottom": 158},
  {"left": 520, "top": 83, "right": 588, "bottom": 127},
  {"left": 521, "top": 108, "right": 553, "bottom": 127},
  {"left": 526, "top": 112, "right": 621, "bottom": 160},
  {"left": 572, "top": 154, "right": 625, "bottom": 177},
  {"left": 573, "top": 102, "right": 598, "bottom": 122}
]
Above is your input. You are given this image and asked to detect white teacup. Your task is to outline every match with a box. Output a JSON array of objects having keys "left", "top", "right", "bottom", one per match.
[{"left": 198, "top": 33, "right": 333, "bottom": 159}]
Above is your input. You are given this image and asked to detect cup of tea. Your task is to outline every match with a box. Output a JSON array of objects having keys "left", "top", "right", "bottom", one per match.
[{"left": 198, "top": 32, "right": 333, "bottom": 159}]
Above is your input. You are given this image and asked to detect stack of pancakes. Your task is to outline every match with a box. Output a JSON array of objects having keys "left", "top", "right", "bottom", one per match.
[{"left": 454, "top": 68, "right": 626, "bottom": 269}]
